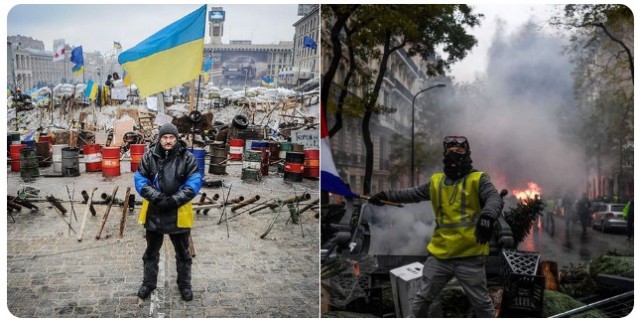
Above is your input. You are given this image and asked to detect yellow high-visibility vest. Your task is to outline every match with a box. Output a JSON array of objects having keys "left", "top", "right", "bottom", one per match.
[
  {"left": 138, "top": 199, "right": 194, "bottom": 228},
  {"left": 427, "top": 171, "right": 489, "bottom": 258}
]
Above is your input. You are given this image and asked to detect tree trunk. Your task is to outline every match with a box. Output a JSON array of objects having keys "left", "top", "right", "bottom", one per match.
[
  {"left": 329, "top": 29, "right": 357, "bottom": 138},
  {"left": 362, "top": 30, "right": 394, "bottom": 195},
  {"left": 321, "top": 6, "right": 356, "bottom": 109}
]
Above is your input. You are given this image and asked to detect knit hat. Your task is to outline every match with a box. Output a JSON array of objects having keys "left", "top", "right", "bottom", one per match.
[{"left": 158, "top": 123, "right": 179, "bottom": 138}]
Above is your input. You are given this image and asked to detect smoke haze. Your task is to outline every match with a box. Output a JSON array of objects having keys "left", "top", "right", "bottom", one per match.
[
  {"left": 367, "top": 19, "right": 584, "bottom": 256},
  {"left": 447, "top": 20, "right": 585, "bottom": 199}
]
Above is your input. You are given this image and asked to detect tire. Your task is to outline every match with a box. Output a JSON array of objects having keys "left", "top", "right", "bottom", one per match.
[
  {"left": 207, "top": 128, "right": 218, "bottom": 140},
  {"left": 188, "top": 110, "right": 203, "bottom": 124},
  {"left": 232, "top": 115, "right": 249, "bottom": 129}
]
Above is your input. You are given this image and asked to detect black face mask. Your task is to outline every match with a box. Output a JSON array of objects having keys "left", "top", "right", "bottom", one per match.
[{"left": 442, "top": 151, "right": 473, "bottom": 180}]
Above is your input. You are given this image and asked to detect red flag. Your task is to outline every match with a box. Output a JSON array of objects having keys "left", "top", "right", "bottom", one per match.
[{"left": 53, "top": 45, "right": 66, "bottom": 62}]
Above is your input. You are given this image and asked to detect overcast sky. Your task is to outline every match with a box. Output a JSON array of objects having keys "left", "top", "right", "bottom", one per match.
[
  {"left": 449, "top": 4, "right": 559, "bottom": 84},
  {"left": 5, "top": 3, "right": 300, "bottom": 54}
]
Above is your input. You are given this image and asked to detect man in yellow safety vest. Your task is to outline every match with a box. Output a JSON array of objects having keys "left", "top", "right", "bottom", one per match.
[{"left": 369, "top": 135, "right": 503, "bottom": 317}]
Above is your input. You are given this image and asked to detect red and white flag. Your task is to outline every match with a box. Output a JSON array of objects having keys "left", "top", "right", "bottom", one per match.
[
  {"left": 320, "top": 103, "right": 358, "bottom": 198},
  {"left": 53, "top": 45, "right": 66, "bottom": 62}
]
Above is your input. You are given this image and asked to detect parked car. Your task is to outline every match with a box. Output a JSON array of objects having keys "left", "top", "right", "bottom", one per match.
[
  {"left": 591, "top": 203, "right": 627, "bottom": 232},
  {"left": 222, "top": 57, "right": 256, "bottom": 80}
]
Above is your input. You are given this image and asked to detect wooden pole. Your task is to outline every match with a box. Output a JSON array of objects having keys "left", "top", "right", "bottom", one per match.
[
  {"left": 96, "top": 186, "right": 118, "bottom": 239},
  {"left": 118, "top": 187, "right": 131, "bottom": 239},
  {"left": 77, "top": 187, "right": 97, "bottom": 242}
]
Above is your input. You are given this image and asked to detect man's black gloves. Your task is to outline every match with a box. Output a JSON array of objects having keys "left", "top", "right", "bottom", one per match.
[
  {"left": 475, "top": 213, "right": 495, "bottom": 244},
  {"left": 155, "top": 196, "right": 177, "bottom": 209},
  {"left": 369, "top": 192, "right": 388, "bottom": 206}
]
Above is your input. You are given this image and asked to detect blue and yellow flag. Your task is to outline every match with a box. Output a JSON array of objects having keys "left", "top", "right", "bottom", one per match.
[
  {"left": 71, "top": 46, "right": 84, "bottom": 75},
  {"left": 261, "top": 76, "right": 274, "bottom": 87},
  {"left": 113, "top": 41, "right": 122, "bottom": 50},
  {"left": 123, "top": 71, "right": 132, "bottom": 86},
  {"left": 118, "top": 5, "right": 206, "bottom": 98},
  {"left": 84, "top": 80, "right": 94, "bottom": 97}
]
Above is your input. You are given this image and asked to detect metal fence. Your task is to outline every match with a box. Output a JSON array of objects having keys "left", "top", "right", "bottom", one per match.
[{"left": 550, "top": 291, "right": 634, "bottom": 318}]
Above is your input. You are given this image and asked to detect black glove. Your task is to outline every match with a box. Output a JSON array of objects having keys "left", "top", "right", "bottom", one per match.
[
  {"left": 369, "top": 192, "right": 388, "bottom": 206},
  {"left": 154, "top": 196, "right": 177, "bottom": 209},
  {"left": 474, "top": 213, "right": 495, "bottom": 244}
]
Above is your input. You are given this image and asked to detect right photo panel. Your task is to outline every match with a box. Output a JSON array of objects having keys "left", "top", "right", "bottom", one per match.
[{"left": 320, "top": 4, "right": 634, "bottom": 319}]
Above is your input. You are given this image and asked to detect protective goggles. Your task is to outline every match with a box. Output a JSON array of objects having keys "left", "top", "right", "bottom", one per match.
[{"left": 443, "top": 136, "right": 468, "bottom": 148}]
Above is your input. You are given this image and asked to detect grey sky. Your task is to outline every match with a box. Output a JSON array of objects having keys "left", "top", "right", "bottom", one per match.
[
  {"left": 449, "top": 4, "right": 558, "bottom": 84},
  {"left": 5, "top": 3, "right": 300, "bottom": 54}
]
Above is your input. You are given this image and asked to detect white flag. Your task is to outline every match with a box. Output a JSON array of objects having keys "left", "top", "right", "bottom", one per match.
[{"left": 53, "top": 45, "right": 66, "bottom": 62}]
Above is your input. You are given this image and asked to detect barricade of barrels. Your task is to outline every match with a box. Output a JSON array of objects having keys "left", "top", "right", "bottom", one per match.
[
  {"left": 219, "top": 138, "right": 319, "bottom": 183},
  {"left": 8, "top": 133, "right": 148, "bottom": 179},
  {"left": 8, "top": 133, "right": 319, "bottom": 184}
]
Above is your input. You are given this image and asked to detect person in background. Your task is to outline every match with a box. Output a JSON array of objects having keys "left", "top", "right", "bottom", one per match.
[
  {"left": 369, "top": 136, "right": 503, "bottom": 318},
  {"left": 577, "top": 193, "right": 592, "bottom": 238},
  {"left": 623, "top": 198, "right": 633, "bottom": 241},
  {"left": 105, "top": 74, "right": 114, "bottom": 88}
]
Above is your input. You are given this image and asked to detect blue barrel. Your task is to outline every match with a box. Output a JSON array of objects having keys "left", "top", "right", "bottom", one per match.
[
  {"left": 21, "top": 140, "right": 36, "bottom": 148},
  {"left": 188, "top": 147, "right": 206, "bottom": 177}
]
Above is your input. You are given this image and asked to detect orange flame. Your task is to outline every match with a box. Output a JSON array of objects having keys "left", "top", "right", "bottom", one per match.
[{"left": 512, "top": 182, "right": 543, "bottom": 201}]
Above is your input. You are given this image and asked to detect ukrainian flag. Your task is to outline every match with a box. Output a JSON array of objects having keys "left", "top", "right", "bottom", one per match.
[{"left": 118, "top": 5, "right": 206, "bottom": 98}]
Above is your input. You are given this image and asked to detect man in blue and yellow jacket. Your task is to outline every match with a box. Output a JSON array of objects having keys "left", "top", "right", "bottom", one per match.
[
  {"left": 369, "top": 136, "right": 503, "bottom": 317},
  {"left": 134, "top": 123, "right": 202, "bottom": 302}
]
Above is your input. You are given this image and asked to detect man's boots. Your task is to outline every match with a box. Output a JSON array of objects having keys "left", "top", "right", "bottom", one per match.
[
  {"left": 140, "top": 255, "right": 159, "bottom": 299},
  {"left": 177, "top": 260, "right": 192, "bottom": 301}
]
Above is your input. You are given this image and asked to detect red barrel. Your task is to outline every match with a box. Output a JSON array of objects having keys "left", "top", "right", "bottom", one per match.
[
  {"left": 38, "top": 134, "right": 53, "bottom": 158},
  {"left": 101, "top": 147, "right": 121, "bottom": 177},
  {"left": 38, "top": 134, "right": 53, "bottom": 152},
  {"left": 229, "top": 138, "right": 244, "bottom": 161},
  {"left": 303, "top": 148, "right": 319, "bottom": 178},
  {"left": 83, "top": 144, "right": 102, "bottom": 172},
  {"left": 284, "top": 152, "right": 305, "bottom": 182},
  {"left": 10, "top": 144, "right": 26, "bottom": 172},
  {"left": 268, "top": 142, "right": 281, "bottom": 162},
  {"left": 130, "top": 144, "right": 147, "bottom": 172}
]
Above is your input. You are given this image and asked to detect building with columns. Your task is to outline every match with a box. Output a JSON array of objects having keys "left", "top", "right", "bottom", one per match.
[{"left": 277, "top": 4, "right": 319, "bottom": 86}]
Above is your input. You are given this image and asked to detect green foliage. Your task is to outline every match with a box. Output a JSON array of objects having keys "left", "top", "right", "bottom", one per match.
[
  {"left": 543, "top": 290, "right": 608, "bottom": 318},
  {"left": 551, "top": 4, "right": 633, "bottom": 177},
  {"left": 558, "top": 262, "right": 597, "bottom": 298},
  {"left": 503, "top": 197, "right": 545, "bottom": 248},
  {"left": 589, "top": 255, "right": 634, "bottom": 279},
  {"left": 324, "top": 4, "right": 482, "bottom": 118},
  {"left": 434, "top": 286, "right": 473, "bottom": 318},
  {"left": 387, "top": 132, "right": 441, "bottom": 183}
]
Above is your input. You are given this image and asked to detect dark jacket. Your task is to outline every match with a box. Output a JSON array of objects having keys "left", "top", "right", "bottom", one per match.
[{"left": 134, "top": 140, "right": 202, "bottom": 233}]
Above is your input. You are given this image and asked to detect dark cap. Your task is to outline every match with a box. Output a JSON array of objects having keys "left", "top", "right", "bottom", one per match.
[{"left": 158, "top": 123, "right": 179, "bottom": 138}]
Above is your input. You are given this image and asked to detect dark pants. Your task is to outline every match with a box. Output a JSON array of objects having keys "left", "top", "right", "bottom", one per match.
[{"left": 142, "top": 230, "right": 192, "bottom": 290}]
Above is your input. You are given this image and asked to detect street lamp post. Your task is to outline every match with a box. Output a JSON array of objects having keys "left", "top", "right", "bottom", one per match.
[{"left": 411, "top": 84, "right": 445, "bottom": 187}]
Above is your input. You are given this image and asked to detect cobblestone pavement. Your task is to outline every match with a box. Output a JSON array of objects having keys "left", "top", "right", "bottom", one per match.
[{"left": 6, "top": 163, "right": 320, "bottom": 318}]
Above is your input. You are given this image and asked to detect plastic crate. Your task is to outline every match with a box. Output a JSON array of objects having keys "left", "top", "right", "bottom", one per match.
[
  {"left": 499, "top": 249, "right": 544, "bottom": 317},
  {"left": 502, "top": 249, "right": 540, "bottom": 275}
]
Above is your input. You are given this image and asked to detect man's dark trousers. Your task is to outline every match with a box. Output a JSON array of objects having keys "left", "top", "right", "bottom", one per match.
[{"left": 142, "top": 231, "right": 192, "bottom": 290}]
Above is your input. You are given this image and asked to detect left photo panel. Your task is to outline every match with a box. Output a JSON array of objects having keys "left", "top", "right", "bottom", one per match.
[{"left": 5, "top": 3, "right": 320, "bottom": 318}]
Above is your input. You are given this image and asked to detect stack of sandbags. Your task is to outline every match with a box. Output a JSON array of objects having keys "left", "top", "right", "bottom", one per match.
[
  {"left": 74, "top": 84, "right": 86, "bottom": 99},
  {"left": 53, "top": 83, "right": 75, "bottom": 98}
]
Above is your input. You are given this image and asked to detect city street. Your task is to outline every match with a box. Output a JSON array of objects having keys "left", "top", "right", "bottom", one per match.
[
  {"left": 6, "top": 167, "right": 319, "bottom": 318},
  {"left": 521, "top": 212, "right": 634, "bottom": 270}
]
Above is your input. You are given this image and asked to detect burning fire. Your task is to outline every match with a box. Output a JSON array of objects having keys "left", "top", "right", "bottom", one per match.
[{"left": 511, "top": 182, "right": 543, "bottom": 201}]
